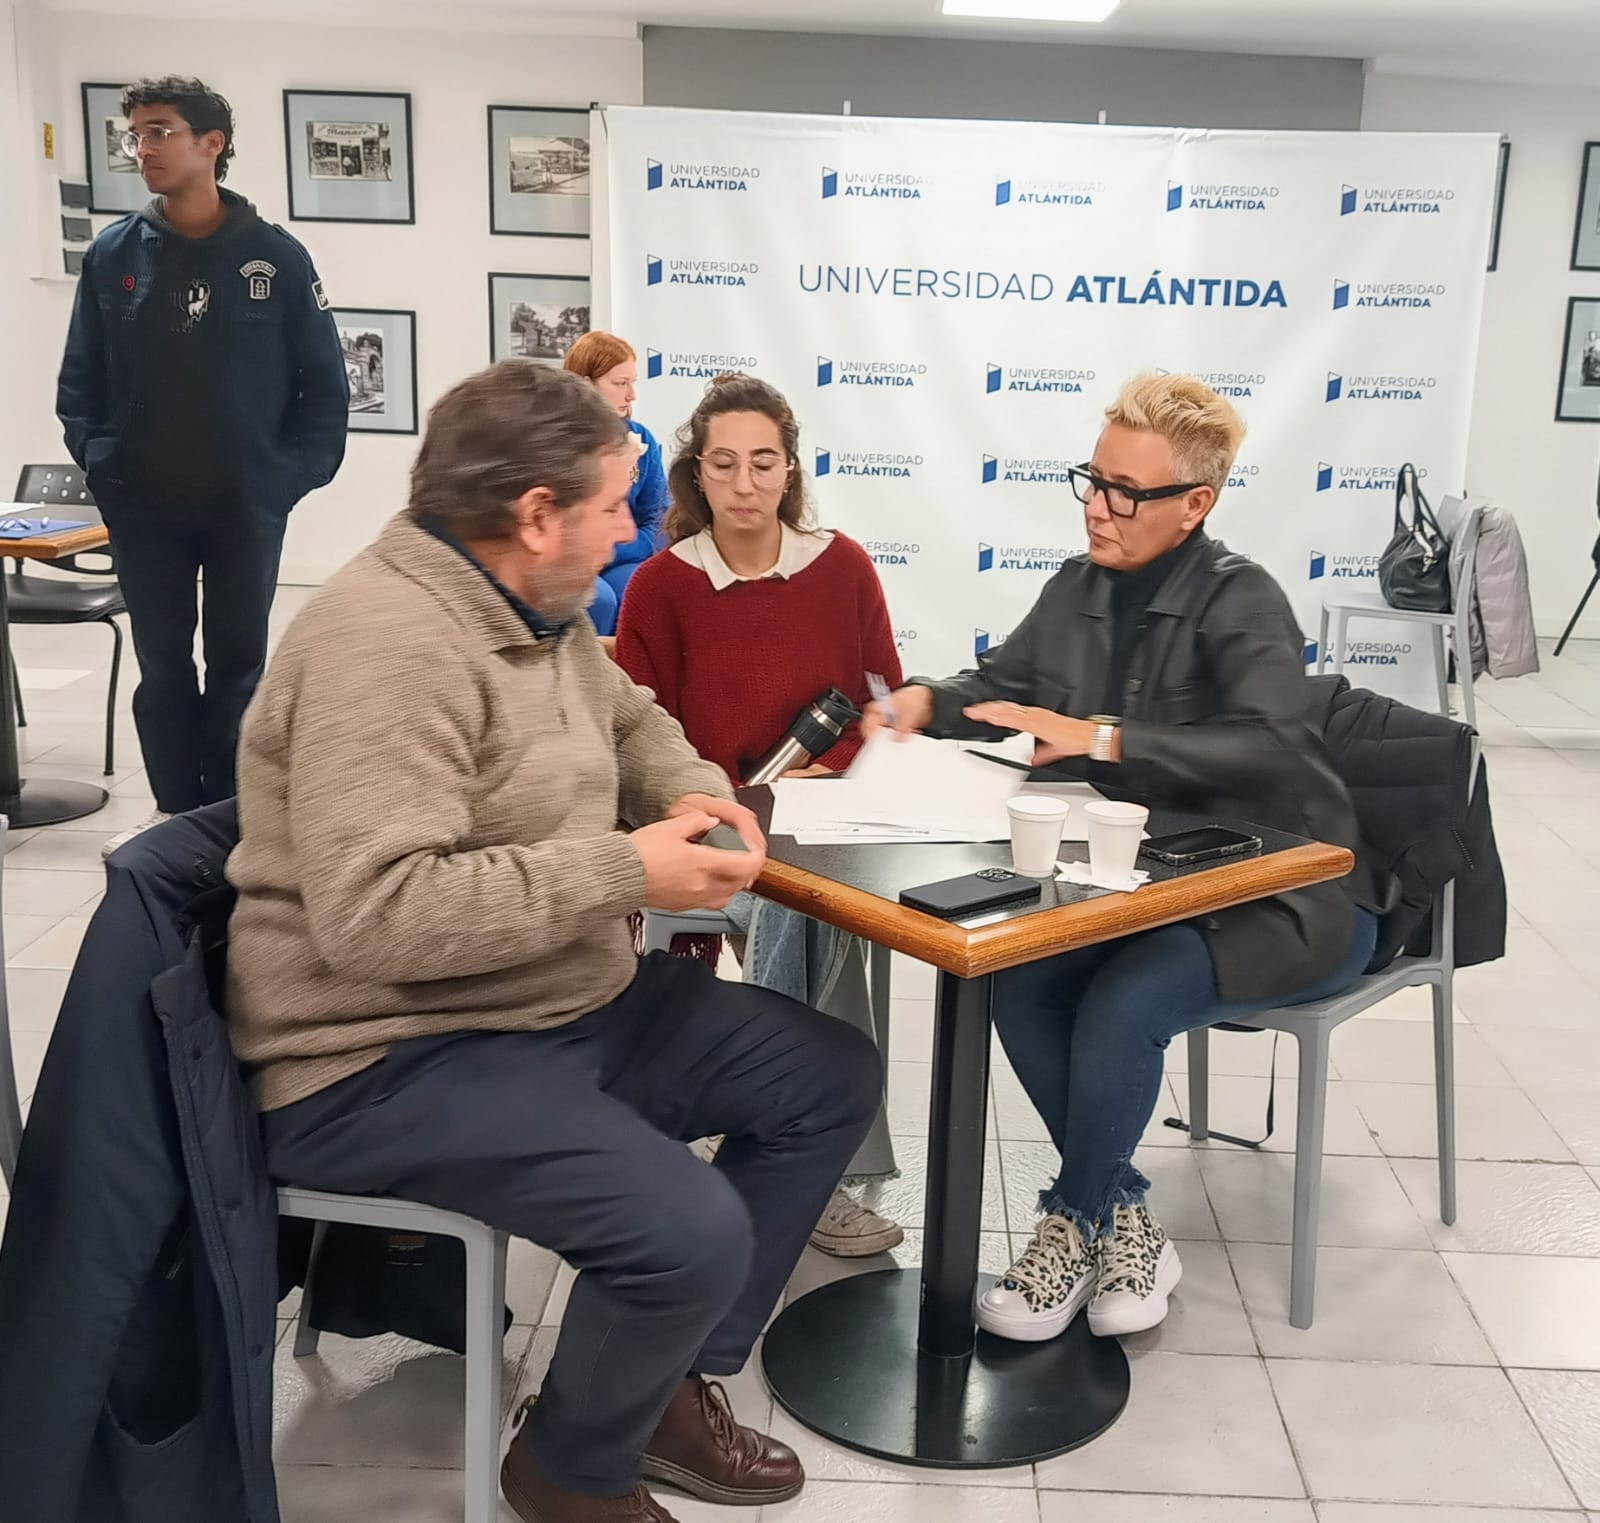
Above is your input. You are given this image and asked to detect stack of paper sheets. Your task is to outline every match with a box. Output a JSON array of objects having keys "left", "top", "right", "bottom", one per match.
[{"left": 769, "top": 732, "right": 1105, "bottom": 845}]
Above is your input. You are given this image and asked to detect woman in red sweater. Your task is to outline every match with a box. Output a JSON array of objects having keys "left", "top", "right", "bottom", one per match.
[
  {"left": 617, "top": 374, "right": 905, "bottom": 1258},
  {"left": 616, "top": 374, "right": 901, "bottom": 780}
]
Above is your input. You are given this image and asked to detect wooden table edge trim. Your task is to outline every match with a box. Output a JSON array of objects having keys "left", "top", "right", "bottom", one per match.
[
  {"left": 1, "top": 527, "right": 111, "bottom": 560},
  {"left": 756, "top": 842, "right": 1355, "bottom": 980}
]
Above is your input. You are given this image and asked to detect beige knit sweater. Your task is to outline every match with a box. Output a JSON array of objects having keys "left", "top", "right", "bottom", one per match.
[{"left": 226, "top": 513, "right": 731, "bottom": 1111}]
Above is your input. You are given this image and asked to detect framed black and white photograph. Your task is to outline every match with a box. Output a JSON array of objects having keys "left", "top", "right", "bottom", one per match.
[
  {"left": 81, "top": 82, "right": 145, "bottom": 214},
  {"left": 1555, "top": 296, "right": 1600, "bottom": 423},
  {"left": 487, "top": 106, "right": 590, "bottom": 237},
  {"left": 1572, "top": 141, "right": 1600, "bottom": 272},
  {"left": 332, "top": 308, "right": 418, "bottom": 435},
  {"left": 1487, "top": 138, "right": 1510, "bottom": 272},
  {"left": 488, "top": 273, "right": 591, "bottom": 365},
  {"left": 283, "top": 89, "right": 414, "bottom": 224}
]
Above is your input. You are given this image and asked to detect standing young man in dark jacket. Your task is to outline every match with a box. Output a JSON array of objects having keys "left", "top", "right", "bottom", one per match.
[{"left": 56, "top": 77, "right": 348, "bottom": 851}]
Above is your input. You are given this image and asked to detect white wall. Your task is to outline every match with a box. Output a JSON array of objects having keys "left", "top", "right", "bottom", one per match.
[
  {"left": 19, "top": 11, "right": 641, "bottom": 581},
  {"left": 0, "top": 3, "right": 32, "bottom": 483},
  {"left": 1362, "top": 70, "right": 1600, "bottom": 639}
]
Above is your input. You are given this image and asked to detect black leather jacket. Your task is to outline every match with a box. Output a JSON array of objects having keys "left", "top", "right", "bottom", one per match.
[{"left": 914, "top": 533, "right": 1368, "bottom": 1002}]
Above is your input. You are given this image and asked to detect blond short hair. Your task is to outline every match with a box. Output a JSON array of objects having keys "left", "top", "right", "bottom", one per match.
[{"left": 1103, "top": 373, "right": 1247, "bottom": 495}]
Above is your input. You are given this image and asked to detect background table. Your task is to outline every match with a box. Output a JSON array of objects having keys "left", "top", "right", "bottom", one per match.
[
  {"left": 0, "top": 511, "right": 111, "bottom": 826},
  {"left": 744, "top": 789, "right": 1354, "bottom": 1469}
]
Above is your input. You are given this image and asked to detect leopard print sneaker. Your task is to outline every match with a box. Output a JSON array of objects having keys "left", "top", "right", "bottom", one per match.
[
  {"left": 975, "top": 1212, "right": 1098, "bottom": 1342},
  {"left": 1087, "top": 1201, "right": 1183, "bottom": 1337}
]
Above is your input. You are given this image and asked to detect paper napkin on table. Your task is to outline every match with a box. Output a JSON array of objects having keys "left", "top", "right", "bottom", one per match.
[{"left": 1056, "top": 861, "right": 1150, "bottom": 894}]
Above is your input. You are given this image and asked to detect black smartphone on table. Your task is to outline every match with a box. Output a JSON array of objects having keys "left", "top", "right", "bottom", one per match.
[
  {"left": 899, "top": 868, "right": 1043, "bottom": 919},
  {"left": 1137, "top": 825, "right": 1262, "bottom": 868}
]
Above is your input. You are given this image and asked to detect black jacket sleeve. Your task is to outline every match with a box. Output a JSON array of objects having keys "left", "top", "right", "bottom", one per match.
[
  {"left": 280, "top": 241, "right": 348, "bottom": 501},
  {"left": 912, "top": 576, "right": 1056, "bottom": 740},
  {"left": 1118, "top": 567, "right": 1313, "bottom": 796},
  {"left": 56, "top": 242, "right": 109, "bottom": 471}
]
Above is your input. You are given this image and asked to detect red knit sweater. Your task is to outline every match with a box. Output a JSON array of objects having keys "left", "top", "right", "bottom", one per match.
[{"left": 615, "top": 534, "right": 903, "bottom": 785}]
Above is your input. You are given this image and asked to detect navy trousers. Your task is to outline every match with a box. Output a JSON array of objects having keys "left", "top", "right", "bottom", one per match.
[
  {"left": 260, "top": 950, "right": 880, "bottom": 1495},
  {"left": 103, "top": 504, "right": 286, "bottom": 813}
]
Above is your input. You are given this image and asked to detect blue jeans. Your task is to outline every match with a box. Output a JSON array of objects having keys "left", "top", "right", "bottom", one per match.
[{"left": 992, "top": 909, "right": 1378, "bottom": 1237}]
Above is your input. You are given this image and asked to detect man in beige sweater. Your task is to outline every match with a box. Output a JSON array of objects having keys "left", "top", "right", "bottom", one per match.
[{"left": 226, "top": 362, "right": 880, "bottom": 1523}]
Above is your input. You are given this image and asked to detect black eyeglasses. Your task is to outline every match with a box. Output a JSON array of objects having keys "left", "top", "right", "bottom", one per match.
[{"left": 1066, "top": 463, "right": 1206, "bottom": 520}]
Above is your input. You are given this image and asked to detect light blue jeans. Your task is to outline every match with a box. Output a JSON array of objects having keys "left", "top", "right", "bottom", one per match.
[{"left": 992, "top": 910, "right": 1378, "bottom": 1237}]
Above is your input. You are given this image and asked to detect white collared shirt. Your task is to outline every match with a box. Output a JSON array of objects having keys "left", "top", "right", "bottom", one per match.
[{"left": 670, "top": 523, "right": 835, "bottom": 592}]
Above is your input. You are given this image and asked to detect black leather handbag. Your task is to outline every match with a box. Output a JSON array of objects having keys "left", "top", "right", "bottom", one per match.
[{"left": 1379, "top": 463, "right": 1452, "bottom": 613}]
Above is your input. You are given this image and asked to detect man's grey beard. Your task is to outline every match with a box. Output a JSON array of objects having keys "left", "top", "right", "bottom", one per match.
[{"left": 524, "top": 550, "right": 595, "bottom": 623}]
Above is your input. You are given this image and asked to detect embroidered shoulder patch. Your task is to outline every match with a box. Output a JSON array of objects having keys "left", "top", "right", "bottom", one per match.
[
  {"left": 312, "top": 279, "right": 330, "bottom": 311},
  {"left": 240, "top": 258, "right": 277, "bottom": 301}
]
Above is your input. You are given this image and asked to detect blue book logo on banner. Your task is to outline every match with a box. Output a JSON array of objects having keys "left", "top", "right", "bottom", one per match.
[
  {"left": 995, "top": 179, "right": 1011, "bottom": 206},
  {"left": 1332, "top": 279, "right": 1350, "bottom": 310},
  {"left": 1167, "top": 181, "right": 1184, "bottom": 212},
  {"left": 1310, "top": 550, "right": 1327, "bottom": 579},
  {"left": 986, "top": 363, "right": 1002, "bottom": 394},
  {"left": 1340, "top": 184, "right": 1358, "bottom": 216},
  {"left": 815, "top": 448, "right": 831, "bottom": 477},
  {"left": 1326, "top": 371, "right": 1343, "bottom": 402},
  {"left": 981, "top": 455, "right": 998, "bottom": 484},
  {"left": 1303, "top": 640, "right": 1319, "bottom": 668},
  {"left": 646, "top": 255, "right": 662, "bottom": 287},
  {"left": 822, "top": 167, "right": 838, "bottom": 199},
  {"left": 978, "top": 543, "right": 994, "bottom": 572},
  {"left": 646, "top": 349, "right": 663, "bottom": 380},
  {"left": 1316, "top": 462, "right": 1334, "bottom": 492},
  {"left": 817, "top": 356, "right": 833, "bottom": 386},
  {"left": 975, "top": 629, "right": 993, "bottom": 656},
  {"left": 646, "top": 160, "right": 663, "bottom": 191}
]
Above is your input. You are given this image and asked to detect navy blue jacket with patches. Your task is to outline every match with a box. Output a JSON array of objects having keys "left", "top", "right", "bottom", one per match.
[{"left": 56, "top": 188, "right": 348, "bottom": 515}]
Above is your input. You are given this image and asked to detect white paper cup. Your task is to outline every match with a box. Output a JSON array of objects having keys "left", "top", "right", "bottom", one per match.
[
  {"left": 1084, "top": 800, "right": 1150, "bottom": 883},
  {"left": 1007, "top": 796, "right": 1071, "bottom": 878}
]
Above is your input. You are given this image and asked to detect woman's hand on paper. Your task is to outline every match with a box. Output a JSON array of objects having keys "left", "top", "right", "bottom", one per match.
[{"left": 961, "top": 702, "right": 1096, "bottom": 766}]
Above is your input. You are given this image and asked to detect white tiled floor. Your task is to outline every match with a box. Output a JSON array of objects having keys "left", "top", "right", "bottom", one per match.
[{"left": 6, "top": 604, "right": 1600, "bottom": 1520}]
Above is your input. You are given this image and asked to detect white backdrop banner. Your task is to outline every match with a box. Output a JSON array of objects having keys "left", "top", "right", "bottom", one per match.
[{"left": 603, "top": 106, "right": 1498, "bottom": 689}]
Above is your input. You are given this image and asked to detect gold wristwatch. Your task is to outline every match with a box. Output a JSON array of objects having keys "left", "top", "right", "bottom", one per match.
[{"left": 1087, "top": 714, "right": 1121, "bottom": 763}]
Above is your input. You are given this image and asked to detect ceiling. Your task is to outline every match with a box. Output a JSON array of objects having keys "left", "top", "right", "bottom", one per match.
[{"left": 45, "top": 0, "right": 1600, "bottom": 87}]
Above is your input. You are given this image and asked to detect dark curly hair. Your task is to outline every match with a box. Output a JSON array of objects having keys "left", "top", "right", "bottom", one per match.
[
  {"left": 663, "top": 373, "right": 814, "bottom": 544},
  {"left": 121, "top": 77, "right": 235, "bottom": 183}
]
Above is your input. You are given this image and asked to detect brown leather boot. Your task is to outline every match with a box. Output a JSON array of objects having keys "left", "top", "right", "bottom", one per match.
[
  {"left": 641, "top": 1375, "right": 804, "bottom": 1506},
  {"left": 501, "top": 1422, "right": 680, "bottom": 1522}
]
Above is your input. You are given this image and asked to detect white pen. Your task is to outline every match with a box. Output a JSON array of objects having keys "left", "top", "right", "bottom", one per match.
[{"left": 865, "top": 670, "right": 896, "bottom": 728}]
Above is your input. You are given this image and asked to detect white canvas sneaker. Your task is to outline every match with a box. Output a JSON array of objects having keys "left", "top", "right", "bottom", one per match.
[
  {"left": 976, "top": 1212, "right": 1099, "bottom": 1342},
  {"left": 1087, "top": 1201, "right": 1183, "bottom": 1338},
  {"left": 809, "top": 1186, "right": 904, "bottom": 1258}
]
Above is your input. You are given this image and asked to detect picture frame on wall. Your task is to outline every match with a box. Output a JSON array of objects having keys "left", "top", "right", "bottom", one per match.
[
  {"left": 282, "top": 89, "right": 414, "bottom": 224},
  {"left": 486, "top": 106, "right": 590, "bottom": 237},
  {"left": 1554, "top": 296, "right": 1600, "bottom": 423},
  {"left": 81, "top": 82, "right": 145, "bottom": 215},
  {"left": 1572, "top": 141, "right": 1600, "bottom": 272},
  {"left": 488, "top": 272, "right": 591, "bottom": 365},
  {"left": 332, "top": 308, "right": 419, "bottom": 435},
  {"left": 1487, "top": 138, "right": 1510, "bottom": 272}
]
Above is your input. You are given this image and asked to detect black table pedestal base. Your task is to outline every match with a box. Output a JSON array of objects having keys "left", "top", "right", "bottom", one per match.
[
  {"left": 1, "top": 778, "right": 109, "bottom": 827},
  {"left": 763, "top": 1269, "right": 1130, "bottom": 1468}
]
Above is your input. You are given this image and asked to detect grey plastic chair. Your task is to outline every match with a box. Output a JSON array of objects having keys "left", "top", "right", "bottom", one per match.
[
  {"left": 1316, "top": 503, "right": 1483, "bottom": 730},
  {"left": 281, "top": 1190, "right": 509, "bottom": 1523},
  {"left": 1184, "top": 737, "right": 1477, "bottom": 1329},
  {"left": 0, "top": 815, "right": 21, "bottom": 1190}
]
